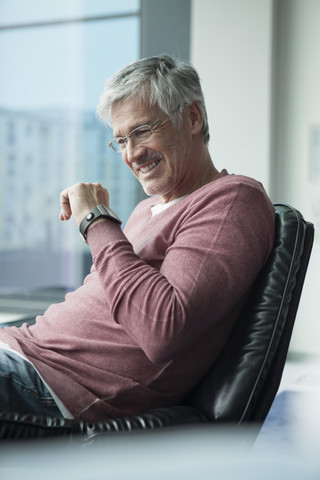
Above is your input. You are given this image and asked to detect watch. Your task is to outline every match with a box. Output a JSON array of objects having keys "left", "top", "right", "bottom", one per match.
[{"left": 79, "top": 204, "right": 122, "bottom": 240}]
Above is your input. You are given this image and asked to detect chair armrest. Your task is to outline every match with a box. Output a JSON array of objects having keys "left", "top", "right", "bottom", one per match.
[
  {"left": 0, "top": 411, "right": 82, "bottom": 440},
  {"left": 84, "top": 406, "right": 208, "bottom": 441},
  {"left": 0, "top": 406, "right": 208, "bottom": 441}
]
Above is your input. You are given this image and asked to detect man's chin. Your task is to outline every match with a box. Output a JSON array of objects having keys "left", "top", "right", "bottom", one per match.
[
  {"left": 142, "top": 184, "right": 158, "bottom": 197},
  {"left": 139, "top": 176, "right": 170, "bottom": 199},
  {"left": 139, "top": 179, "right": 158, "bottom": 197}
]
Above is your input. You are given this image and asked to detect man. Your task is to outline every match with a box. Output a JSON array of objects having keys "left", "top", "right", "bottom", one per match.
[{"left": 0, "top": 55, "right": 275, "bottom": 421}]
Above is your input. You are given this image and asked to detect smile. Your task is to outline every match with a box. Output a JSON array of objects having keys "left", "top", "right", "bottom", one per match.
[{"left": 139, "top": 159, "right": 160, "bottom": 174}]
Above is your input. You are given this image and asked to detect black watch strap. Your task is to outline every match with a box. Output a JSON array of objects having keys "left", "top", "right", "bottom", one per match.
[{"left": 79, "top": 204, "right": 121, "bottom": 240}]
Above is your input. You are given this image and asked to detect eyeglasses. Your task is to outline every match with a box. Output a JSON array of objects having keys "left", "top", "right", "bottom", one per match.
[{"left": 108, "top": 119, "right": 162, "bottom": 153}]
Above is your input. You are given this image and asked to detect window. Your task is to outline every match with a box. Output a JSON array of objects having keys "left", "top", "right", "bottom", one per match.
[{"left": 0, "top": 1, "right": 141, "bottom": 289}]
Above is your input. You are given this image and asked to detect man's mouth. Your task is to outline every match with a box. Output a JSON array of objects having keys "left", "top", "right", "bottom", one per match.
[{"left": 139, "top": 159, "right": 160, "bottom": 174}]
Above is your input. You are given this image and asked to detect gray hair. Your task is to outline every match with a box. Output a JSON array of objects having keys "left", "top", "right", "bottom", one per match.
[{"left": 97, "top": 55, "right": 210, "bottom": 145}]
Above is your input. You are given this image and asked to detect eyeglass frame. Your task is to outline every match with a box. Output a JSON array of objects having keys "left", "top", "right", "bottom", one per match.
[{"left": 108, "top": 118, "right": 163, "bottom": 153}]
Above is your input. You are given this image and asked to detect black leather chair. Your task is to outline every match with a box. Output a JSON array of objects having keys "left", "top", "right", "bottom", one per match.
[{"left": 0, "top": 204, "right": 314, "bottom": 442}]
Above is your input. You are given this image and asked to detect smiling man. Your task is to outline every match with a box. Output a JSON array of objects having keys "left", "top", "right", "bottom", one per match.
[
  {"left": 0, "top": 55, "right": 275, "bottom": 421},
  {"left": 109, "top": 96, "right": 219, "bottom": 202}
]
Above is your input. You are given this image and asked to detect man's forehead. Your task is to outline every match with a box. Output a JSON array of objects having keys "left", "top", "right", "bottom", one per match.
[{"left": 111, "top": 97, "right": 161, "bottom": 135}]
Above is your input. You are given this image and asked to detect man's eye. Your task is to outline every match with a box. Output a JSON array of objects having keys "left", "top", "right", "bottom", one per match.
[
  {"left": 117, "top": 138, "right": 125, "bottom": 145},
  {"left": 134, "top": 129, "right": 150, "bottom": 138}
]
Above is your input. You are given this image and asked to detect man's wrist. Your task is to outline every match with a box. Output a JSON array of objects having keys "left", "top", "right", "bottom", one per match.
[{"left": 79, "top": 204, "right": 122, "bottom": 240}]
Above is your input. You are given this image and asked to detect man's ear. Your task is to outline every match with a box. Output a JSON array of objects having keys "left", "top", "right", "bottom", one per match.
[{"left": 188, "top": 101, "right": 203, "bottom": 135}]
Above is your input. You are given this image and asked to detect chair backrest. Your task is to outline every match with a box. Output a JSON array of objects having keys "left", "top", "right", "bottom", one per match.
[{"left": 185, "top": 204, "right": 314, "bottom": 425}]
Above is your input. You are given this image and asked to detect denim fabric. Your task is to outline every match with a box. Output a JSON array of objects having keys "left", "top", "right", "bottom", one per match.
[{"left": 0, "top": 349, "right": 63, "bottom": 417}]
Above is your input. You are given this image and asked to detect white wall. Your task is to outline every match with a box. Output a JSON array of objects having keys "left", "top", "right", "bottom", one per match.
[
  {"left": 271, "top": 0, "right": 320, "bottom": 355},
  {"left": 191, "top": 0, "right": 274, "bottom": 191},
  {"left": 191, "top": 0, "right": 320, "bottom": 355}
]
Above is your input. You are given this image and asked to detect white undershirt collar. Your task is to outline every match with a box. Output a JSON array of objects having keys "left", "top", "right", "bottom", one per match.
[{"left": 151, "top": 195, "right": 187, "bottom": 216}]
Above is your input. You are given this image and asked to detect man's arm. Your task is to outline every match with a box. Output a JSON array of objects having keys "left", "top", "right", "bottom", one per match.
[{"left": 73, "top": 180, "right": 274, "bottom": 365}]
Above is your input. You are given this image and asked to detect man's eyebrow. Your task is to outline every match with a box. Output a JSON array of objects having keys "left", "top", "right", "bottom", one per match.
[{"left": 113, "top": 120, "right": 152, "bottom": 138}]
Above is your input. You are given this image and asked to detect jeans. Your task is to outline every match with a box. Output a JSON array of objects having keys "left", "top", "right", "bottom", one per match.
[{"left": 0, "top": 348, "right": 63, "bottom": 417}]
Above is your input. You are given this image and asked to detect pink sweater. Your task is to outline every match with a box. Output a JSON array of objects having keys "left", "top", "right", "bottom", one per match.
[{"left": 0, "top": 170, "right": 275, "bottom": 421}]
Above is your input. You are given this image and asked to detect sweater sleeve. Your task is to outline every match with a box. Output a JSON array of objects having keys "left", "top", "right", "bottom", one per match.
[{"left": 86, "top": 179, "right": 275, "bottom": 364}]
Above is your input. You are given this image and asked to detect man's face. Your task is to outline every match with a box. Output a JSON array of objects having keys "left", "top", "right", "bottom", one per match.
[{"left": 111, "top": 96, "right": 197, "bottom": 203}]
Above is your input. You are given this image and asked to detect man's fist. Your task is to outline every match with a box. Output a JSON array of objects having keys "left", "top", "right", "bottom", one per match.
[{"left": 59, "top": 183, "right": 110, "bottom": 226}]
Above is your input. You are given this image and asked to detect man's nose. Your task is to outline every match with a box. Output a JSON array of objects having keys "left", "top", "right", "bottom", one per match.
[{"left": 125, "top": 138, "right": 146, "bottom": 164}]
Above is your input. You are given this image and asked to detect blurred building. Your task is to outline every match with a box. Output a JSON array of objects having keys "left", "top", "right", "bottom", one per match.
[{"left": 0, "top": 107, "right": 140, "bottom": 288}]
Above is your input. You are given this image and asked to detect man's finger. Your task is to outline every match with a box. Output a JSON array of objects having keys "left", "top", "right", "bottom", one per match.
[{"left": 59, "top": 189, "right": 73, "bottom": 221}]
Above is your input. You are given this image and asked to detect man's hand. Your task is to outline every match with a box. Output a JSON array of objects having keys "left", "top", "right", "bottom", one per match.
[{"left": 59, "top": 183, "right": 110, "bottom": 226}]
